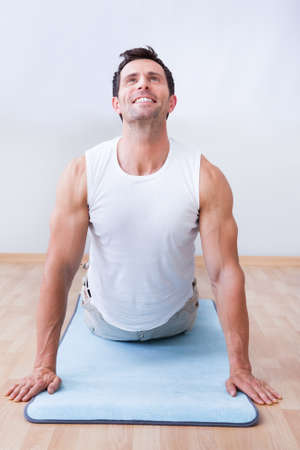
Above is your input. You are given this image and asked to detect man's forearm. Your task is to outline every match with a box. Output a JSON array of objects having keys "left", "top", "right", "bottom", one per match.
[
  {"left": 212, "top": 268, "right": 252, "bottom": 372},
  {"left": 33, "top": 269, "right": 70, "bottom": 372}
]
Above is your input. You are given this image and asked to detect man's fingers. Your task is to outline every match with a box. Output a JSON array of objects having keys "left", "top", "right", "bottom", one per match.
[
  {"left": 51, "top": 375, "right": 61, "bottom": 391},
  {"left": 252, "top": 380, "right": 281, "bottom": 403},
  {"left": 9, "top": 383, "right": 28, "bottom": 401},
  {"left": 14, "top": 381, "right": 45, "bottom": 402},
  {"left": 23, "top": 377, "right": 60, "bottom": 400},
  {"left": 255, "top": 388, "right": 274, "bottom": 405},
  {"left": 230, "top": 378, "right": 277, "bottom": 405},
  {"left": 244, "top": 381, "right": 280, "bottom": 405},
  {"left": 261, "top": 382, "right": 282, "bottom": 399},
  {"left": 6, "top": 376, "right": 61, "bottom": 402},
  {"left": 23, "top": 383, "right": 46, "bottom": 401},
  {"left": 256, "top": 378, "right": 282, "bottom": 397},
  {"left": 228, "top": 378, "right": 264, "bottom": 404},
  {"left": 48, "top": 376, "right": 61, "bottom": 394},
  {"left": 14, "top": 385, "right": 32, "bottom": 402},
  {"left": 226, "top": 380, "right": 237, "bottom": 395},
  {"left": 5, "top": 369, "right": 61, "bottom": 403},
  {"left": 240, "top": 383, "right": 267, "bottom": 404},
  {"left": 5, "top": 383, "right": 18, "bottom": 396},
  {"left": 260, "top": 385, "right": 280, "bottom": 402},
  {"left": 8, "top": 384, "right": 23, "bottom": 399}
]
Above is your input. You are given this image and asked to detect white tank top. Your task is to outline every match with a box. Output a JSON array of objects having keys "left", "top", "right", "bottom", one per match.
[{"left": 85, "top": 135, "right": 201, "bottom": 331}]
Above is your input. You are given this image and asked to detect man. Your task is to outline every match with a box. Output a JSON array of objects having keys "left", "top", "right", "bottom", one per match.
[{"left": 5, "top": 45, "right": 282, "bottom": 406}]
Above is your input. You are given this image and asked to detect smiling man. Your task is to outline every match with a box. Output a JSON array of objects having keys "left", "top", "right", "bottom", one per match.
[{"left": 5, "top": 45, "right": 282, "bottom": 406}]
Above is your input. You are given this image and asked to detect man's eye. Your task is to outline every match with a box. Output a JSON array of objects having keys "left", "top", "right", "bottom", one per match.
[{"left": 127, "top": 77, "right": 158, "bottom": 83}]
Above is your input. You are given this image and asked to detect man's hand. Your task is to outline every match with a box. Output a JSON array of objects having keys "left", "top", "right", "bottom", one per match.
[
  {"left": 5, "top": 367, "right": 61, "bottom": 402},
  {"left": 226, "top": 367, "right": 283, "bottom": 405}
]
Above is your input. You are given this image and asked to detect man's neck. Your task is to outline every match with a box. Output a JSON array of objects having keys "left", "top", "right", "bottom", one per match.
[{"left": 117, "top": 125, "right": 170, "bottom": 176}]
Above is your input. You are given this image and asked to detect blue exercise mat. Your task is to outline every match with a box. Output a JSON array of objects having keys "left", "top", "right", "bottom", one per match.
[{"left": 24, "top": 295, "right": 259, "bottom": 426}]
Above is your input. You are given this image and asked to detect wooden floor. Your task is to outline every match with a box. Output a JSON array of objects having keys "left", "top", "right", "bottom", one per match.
[{"left": 0, "top": 259, "right": 300, "bottom": 450}]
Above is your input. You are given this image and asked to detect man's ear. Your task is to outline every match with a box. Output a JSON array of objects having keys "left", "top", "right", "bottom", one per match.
[
  {"left": 168, "top": 94, "right": 177, "bottom": 114},
  {"left": 112, "top": 96, "right": 121, "bottom": 114}
]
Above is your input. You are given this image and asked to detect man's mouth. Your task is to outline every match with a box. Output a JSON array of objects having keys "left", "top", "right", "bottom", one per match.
[{"left": 133, "top": 96, "right": 156, "bottom": 104}]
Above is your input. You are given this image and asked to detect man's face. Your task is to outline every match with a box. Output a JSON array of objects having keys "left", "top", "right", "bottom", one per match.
[{"left": 112, "top": 59, "right": 177, "bottom": 123}]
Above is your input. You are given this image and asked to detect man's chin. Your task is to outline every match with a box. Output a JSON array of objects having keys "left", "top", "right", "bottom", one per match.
[
  {"left": 126, "top": 111, "right": 161, "bottom": 122},
  {"left": 125, "top": 116, "right": 153, "bottom": 123}
]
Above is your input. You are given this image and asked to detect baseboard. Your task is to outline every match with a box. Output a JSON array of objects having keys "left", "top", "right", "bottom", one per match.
[{"left": 0, "top": 254, "right": 299, "bottom": 266}]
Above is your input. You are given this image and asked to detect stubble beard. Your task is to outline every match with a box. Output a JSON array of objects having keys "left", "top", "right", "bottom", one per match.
[{"left": 126, "top": 102, "right": 163, "bottom": 124}]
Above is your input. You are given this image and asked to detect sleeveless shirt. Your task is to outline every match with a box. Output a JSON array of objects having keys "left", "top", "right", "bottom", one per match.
[{"left": 85, "top": 135, "right": 201, "bottom": 331}]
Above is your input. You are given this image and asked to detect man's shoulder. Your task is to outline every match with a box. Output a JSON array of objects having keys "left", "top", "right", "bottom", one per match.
[
  {"left": 66, "top": 155, "right": 86, "bottom": 179},
  {"left": 200, "top": 154, "right": 221, "bottom": 184},
  {"left": 57, "top": 156, "right": 87, "bottom": 208},
  {"left": 200, "top": 155, "right": 233, "bottom": 210}
]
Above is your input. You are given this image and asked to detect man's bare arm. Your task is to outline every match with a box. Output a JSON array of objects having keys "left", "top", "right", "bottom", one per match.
[
  {"left": 34, "top": 155, "right": 89, "bottom": 370},
  {"left": 198, "top": 155, "right": 282, "bottom": 405},
  {"left": 199, "top": 156, "right": 250, "bottom": 370},
  {"left": 5, "top": 155, "right": 89, "bottom": 402}
]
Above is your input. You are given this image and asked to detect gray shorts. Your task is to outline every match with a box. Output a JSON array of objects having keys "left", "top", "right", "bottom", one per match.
[{"left": 80, "top": 275, "right": 200, "bottom": 342}]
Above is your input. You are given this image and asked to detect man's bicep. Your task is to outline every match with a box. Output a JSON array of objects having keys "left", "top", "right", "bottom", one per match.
[
  {"left": 199, "top": 164, "right": 240, "bottom": 285},
  {"left": 49, "top": 205, "right": 89, "bottom": 273},
  {"left": 47, "top": 157, "right": 89, "bottom": 276}
]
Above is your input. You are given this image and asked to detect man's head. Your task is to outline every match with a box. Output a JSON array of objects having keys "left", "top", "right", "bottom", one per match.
[{"left": 112, "top": 45, "right": 176, "bottom": 123}]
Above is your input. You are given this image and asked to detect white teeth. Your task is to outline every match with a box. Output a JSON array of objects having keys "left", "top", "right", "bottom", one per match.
[{"left": 135, "top": 97, "right": 154, "bottom": 103}]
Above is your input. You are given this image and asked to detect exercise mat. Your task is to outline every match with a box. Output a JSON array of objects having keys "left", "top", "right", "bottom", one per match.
[{"left": 24, "top": 295, "right": 259, "bottom": 426}]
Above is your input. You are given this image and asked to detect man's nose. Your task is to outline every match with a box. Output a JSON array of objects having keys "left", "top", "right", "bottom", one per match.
[{"left": 137, "top": 76, "right": 150, "bottom": 89}]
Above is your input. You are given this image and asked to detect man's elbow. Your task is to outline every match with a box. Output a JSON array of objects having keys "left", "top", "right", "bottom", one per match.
[{"left": 211, "top": 264, "right": 245, "bottom": 289}]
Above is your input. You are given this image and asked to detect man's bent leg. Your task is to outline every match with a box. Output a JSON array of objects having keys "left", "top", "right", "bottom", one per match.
[
  {"left": 144, "top": 278, "right": 200, "bottom": 341},
  {"left": 80, "top": 275, "right": 199, "bottom": 342}
]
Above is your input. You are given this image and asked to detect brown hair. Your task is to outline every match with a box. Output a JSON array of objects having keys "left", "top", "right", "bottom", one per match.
[{"left": 112, "top": 45, "right": 175, "bottom": 121}]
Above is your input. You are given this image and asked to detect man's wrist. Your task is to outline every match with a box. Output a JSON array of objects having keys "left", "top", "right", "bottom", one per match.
[
  {"left": 34, "top": 364, "right": 56, "bottom": 372},
  {"left": 229, "top": 360, "right": 252, "bottom": 374},
  {"left": 34, "top": 356, "right": 57, "bottom": 372}
]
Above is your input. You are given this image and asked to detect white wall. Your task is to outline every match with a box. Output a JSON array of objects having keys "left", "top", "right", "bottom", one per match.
[{"left": 0, "top": 0, "right": 299, "bottom": 255}]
